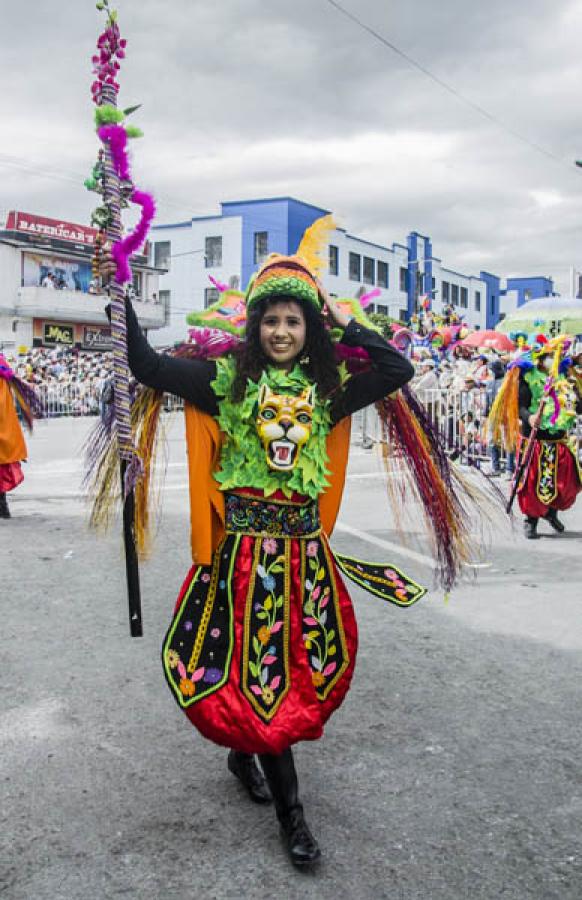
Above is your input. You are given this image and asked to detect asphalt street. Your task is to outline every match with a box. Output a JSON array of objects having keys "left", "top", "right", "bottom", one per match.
[{"left": 1, "top": 416, "right": 581, "bottom": 900}]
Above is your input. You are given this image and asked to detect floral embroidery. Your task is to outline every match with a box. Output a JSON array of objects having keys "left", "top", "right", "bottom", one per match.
[
  {"left": 302, "top": 538, "right": 349, "bottom": 700},
  {"left": 225, "top": 492, "right": 320, "bottom": 538},
  {"left": 179, "top": 677, "right": 195, "bottom": 698},
  {"left": 332, "top": 555, "right": 426, "bottom": 607},
  {"left": 536, "top": 441, "right": 558, "bottom": 505},
  {"left": 241, "top": 537, "right": 290, "bottom": 720}
]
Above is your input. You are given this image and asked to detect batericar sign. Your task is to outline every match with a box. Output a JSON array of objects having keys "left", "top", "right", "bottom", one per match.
[{"left": 5, "top": 211, "right": 97, "bottom": 247}]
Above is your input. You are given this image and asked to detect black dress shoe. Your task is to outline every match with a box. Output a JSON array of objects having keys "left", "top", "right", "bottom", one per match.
[
  {"left": 0, "top": 493, "right": 10, "bottom": 519},
  {"left": 227, "top": 750, "right": 272, "bottom": 804},
  {"left": 280, "top": 807, "right": 321, "bottom": 867},
  {"left": 544, "top": 509, "right": 565, "bottom": 533},
  {"left": 524, "top": 516, "right": 539, "bottom": 539}
]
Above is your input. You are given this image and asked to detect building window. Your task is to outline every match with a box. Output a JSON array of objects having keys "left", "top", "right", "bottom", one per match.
[
  {"left": 399, "top": 308, "right": 408, "bottom": 321},
  {"left": 432, "top": 276, "right": 436, "bottom": 289},
  {"left": 460, "top": 286, "right": 468, "bottom": 308},
  {"left": 524, "top": 289, "right": 532, "bottom": 300},
  {"left": 154, "top": 240, "right": 171, "bottom": 270},
  {"left": 329, "top": 245, "right": 339, "bottom": 276},
  {"left": 363, "top": 256, "right": 375, "bottom": 285},
  {"left": 376, "top": 304, "right": 388, "bottom": 315},
  {"left": 205, "top": 236, "right": 222, "bottom": 268},
  {"left": 377, "top": 261, "right": 388, "bottom": 288},
  {"left": 349, "top": 252, "right": 361, "bottom": 281},
  {"left": 451, "top": 284, "right": 459, "bottom": 305},
  {"left": 442, "top": 280, "right": 450, "bottom": 301},
  {"left": 490, "top": 295, "right": 496, "bottom": 315},
  {"left": 131, "top": 271, "right": 143, "bottom": 300},
  {"left": 399, "top": 267, "right": 408, "bottom": 292},
  {"left": 159, "top": 289, "right": 171, "bottom": 325},
  {"left": 204, "top": 287, "right": 219, "bottom": 308},
  {"left": 254, "top": 231, "right": 268, "bottom": 266},
  {"left": 475, "top": 291, "right": 481, "bottom": 312}
]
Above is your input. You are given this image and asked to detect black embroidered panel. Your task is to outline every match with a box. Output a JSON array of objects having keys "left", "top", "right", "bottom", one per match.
[
  {"left": 162, "top": 534, "right": 237, "bottom": 709},
  {"left": 333, "top": 553, "right": 426, "bottom": 607},
  {"left": 301, "top": 538, "right": 349, "bottom": 701},
  {"left": 241, "top": 537, "right": 290, "bottom": 721},
  {"left": 536, "top": 441, "right": 558, "bottom": 505}
]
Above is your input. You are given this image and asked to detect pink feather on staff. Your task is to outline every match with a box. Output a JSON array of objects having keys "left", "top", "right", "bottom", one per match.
[{"left": 359, "top": 287, "right": 381, "bottom": 309}]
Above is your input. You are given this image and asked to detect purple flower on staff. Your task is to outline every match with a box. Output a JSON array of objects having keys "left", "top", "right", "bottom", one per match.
[
  {"left": 184, "top": 621, "right": 193, "bottom": 632},
  {"left": 306, "top": 541, "right": 319, "bottom": 558},
  {"left": 254, "top": 603, "right": 262, "bottom": 612},
  {"left": 262, "top": 538, "right": 278, "bottom": 555},
  {"left": 203, "top": 668, "right": 222, "bottom": 684}
]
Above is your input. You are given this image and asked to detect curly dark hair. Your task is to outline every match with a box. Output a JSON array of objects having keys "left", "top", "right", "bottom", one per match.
[{"left": 231, "top": 297, "right": 340, "bottom": 402}]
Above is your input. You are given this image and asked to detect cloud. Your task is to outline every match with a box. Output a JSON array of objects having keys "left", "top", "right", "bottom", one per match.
[{"left": 1, "top": 0, "right": 582, "bottom": 293}]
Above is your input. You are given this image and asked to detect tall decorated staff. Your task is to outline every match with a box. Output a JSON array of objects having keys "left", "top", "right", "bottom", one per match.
[{"left": 86, "top": 0, "right": 156, "bottom": 636}]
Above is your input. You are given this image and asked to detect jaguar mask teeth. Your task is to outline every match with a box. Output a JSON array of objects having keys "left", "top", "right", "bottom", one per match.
[{"left": 269, "top": 440, "right": 296, "bottom": 470}]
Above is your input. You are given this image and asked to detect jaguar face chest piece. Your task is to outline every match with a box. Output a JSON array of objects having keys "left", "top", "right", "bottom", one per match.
[{"left": 256, "top": 383, "right": 315, "bottom": 471}]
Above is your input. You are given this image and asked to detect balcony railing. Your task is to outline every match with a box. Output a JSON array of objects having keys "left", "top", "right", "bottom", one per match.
[{"left": 14, "top": 286, "right": 165, "bottom": 328}]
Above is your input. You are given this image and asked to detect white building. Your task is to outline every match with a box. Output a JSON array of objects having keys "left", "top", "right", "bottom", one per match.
[{"left": 0, "top": 210, "right": 165, "bottom": 352}]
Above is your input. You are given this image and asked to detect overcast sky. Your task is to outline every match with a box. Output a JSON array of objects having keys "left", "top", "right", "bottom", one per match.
[{"left": 2, "top": 0, "right": 582, "bottom": 292}]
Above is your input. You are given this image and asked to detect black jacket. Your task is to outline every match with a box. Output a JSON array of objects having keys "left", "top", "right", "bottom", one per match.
[{"left": 117, "top": 299, "right": 415, "bottom": 426}]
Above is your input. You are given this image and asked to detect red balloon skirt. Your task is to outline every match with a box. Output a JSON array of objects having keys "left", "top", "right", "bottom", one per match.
[
  {"left": 0, "top": 461, "right": 23, "bottom": 493},
  {"left": 517, "top": 438, "right": 581, "bottom": 518},
  {"left": 162, "top": 491, "right": 358, "bottom": 755}
]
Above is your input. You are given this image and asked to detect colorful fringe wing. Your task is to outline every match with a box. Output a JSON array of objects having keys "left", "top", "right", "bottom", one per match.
[
  {"left": 488, "top": 367, "right": 520, "bottom": 452},
  {"left": 376, "top": 385, "right": 503, "bottom": 591},
  {"left": 84, "top": 332, "right": 240, "bottom": 556},
  {"left": 84, "top": 384, "right": 164, "bottom": 556},
  {"left": 9, "top": 376, "right": 43, "bottom": 432}
]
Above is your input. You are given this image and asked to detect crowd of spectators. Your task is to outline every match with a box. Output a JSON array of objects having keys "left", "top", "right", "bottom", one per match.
[
  {"left": 5, "top": 346, "right": 113, "bottom": 417},
  {"left": 411, "top": 346, "right": 519, "bottom": 475}
]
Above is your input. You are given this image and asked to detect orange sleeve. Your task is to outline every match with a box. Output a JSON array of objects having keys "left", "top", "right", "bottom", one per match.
[
  {"left": 0, "top": 380, "right": 27, "bottom": 465},
  {"left": 184, "top": 404, "right": 225, "bottom": 565},
  {"left": 319, "top": 417, "right": 351, "bottom": 536}
]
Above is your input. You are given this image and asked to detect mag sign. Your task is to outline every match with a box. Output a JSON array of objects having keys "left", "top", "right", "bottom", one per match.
[{"left": 43, "top": 323, "right": 75, "bottom": 346}]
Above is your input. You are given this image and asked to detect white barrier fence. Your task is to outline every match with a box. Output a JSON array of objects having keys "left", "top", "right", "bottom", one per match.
[
  {"left": 34, "top": 384, "right": 186, "bottom": 418},
  {"left": 359, "top": 389, "right": 582, "bottom": 470},
  {"left": 35, "top": 384, "right": 101, "bottom": 418}
]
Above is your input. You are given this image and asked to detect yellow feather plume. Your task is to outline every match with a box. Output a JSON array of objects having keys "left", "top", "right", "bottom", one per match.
[
  {"left": 488, "top": 367, "right": 520, "bottom": 452},
  {"left": 296, "top": 214, "right": 336, "bottom": 277}
]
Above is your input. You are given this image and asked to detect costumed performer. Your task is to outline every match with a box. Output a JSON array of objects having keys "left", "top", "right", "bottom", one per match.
[
  {"left": 98, "top": 244, "right": 418, "bottom": 867},
  {"left": 0, "top": 354, "right": 40, "bottom": 519},
  {"left": 490, "top": 334, "right": 582, "bottom": 539},
  {"left": 91, "top": 220, "right": 500, "bottom": 868}
]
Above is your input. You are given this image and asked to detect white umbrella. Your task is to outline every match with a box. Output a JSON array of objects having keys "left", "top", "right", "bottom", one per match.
[{"left": 496, "top": 297, "right": 582, "bottom": 336}]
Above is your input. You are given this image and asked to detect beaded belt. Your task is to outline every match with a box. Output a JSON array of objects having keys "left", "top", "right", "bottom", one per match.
[{"left": 224, "top": 492, "right": 320, "bottom": 538}]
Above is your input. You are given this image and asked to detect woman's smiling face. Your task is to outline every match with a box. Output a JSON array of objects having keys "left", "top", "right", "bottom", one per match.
[{"left": 259, "top": 300, "right": 307, "bottom": 369}]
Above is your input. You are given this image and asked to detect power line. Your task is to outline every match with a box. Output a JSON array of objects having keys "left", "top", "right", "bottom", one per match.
[
  {"left": 0, "top": 153, "right": 202, "bottom": 218},
  {"left": 322, "top": 0, "right": 570, "bottom": 169}
]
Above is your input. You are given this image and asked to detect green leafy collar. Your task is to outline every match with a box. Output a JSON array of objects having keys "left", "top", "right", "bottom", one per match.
[{"left": 211, "top": 357, "right": 332, "bottom": 499}]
